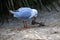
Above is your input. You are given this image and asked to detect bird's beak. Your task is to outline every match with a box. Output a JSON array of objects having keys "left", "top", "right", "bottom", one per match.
[{"left": 33, "top": 16, "right": 36, "bottom": 20}]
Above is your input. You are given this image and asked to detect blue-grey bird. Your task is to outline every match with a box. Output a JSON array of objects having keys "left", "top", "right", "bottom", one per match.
[{"left": 9, "top": 7, "right": 38, "bottom": 28}]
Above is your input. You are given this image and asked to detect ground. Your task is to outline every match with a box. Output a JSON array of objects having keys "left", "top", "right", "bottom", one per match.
[{"left": 0, "top": 9, "right": 60, "bottom": 40}]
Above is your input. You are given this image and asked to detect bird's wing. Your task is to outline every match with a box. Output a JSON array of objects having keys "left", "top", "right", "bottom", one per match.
[
  {"left": 17, "top": 7, "right": 31, "bottom": 11},
  {"left": 19, "top": 9, "right": 32, "bottom": 19}
]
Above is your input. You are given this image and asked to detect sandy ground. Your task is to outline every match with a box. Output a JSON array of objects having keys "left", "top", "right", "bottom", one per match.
[{"left": 0, "top": 5, "right": 60, "bottom": 40}]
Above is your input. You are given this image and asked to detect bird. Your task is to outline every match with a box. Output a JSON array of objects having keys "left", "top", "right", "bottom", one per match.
[{"left": 9, "top": 7, "right": 38, "bottom": 28}]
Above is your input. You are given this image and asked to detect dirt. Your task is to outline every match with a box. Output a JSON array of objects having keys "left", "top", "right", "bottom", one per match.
[{"left": 0, "top": 6, "right": 60, "bottom": 40}]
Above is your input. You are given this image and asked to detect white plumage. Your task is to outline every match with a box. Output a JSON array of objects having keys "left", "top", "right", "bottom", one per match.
[{"left": 9, "top": 7, "right": 38, "bottom": 28}]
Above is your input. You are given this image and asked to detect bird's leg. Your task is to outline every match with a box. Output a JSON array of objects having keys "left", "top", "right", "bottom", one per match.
[
  {"left": 23, "top": 21, "right": 30, "bottom": 28},
  {"left": 24, "top": 21, "right": 27, "bottom": 28}
]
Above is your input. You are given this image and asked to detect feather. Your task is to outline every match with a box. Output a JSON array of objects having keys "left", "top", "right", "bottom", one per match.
[{"left": 9, "top": 7, "right": 38, "bottom": 19}]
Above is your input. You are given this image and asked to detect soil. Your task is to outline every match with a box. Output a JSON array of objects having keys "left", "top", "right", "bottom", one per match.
[{"left": 0, "top": 5, "right": 60, "bottom": 40}]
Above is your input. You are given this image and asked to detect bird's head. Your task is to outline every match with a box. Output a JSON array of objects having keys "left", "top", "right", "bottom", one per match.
[
  {"left": 32, "top": 9, "right": 38, "bottom": 17},
  {"left": 31, "top": 9, "right": 38, "bottom": 19},
  {"left": 31, "top": 9, "right": 38, "bottom": 25}
]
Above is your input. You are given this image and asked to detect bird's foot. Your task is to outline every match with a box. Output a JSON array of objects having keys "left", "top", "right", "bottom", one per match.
[{"left": 24, "top": 26, "right": 31, "bottom": 28}]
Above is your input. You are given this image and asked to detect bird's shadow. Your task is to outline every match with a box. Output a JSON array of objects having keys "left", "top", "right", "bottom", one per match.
[{"left": 12, "top": 22, "right": 46, "bottom": 31}]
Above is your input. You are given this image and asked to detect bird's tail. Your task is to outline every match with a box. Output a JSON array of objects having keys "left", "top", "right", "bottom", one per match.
[{"left": 9, "top": 10, "right": 15, "bottom": 14}]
